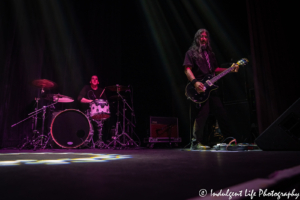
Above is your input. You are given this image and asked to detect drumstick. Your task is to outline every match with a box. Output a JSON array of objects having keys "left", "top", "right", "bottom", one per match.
[{"left": 99, "top": 87, "right": 106, "bottom": 98}]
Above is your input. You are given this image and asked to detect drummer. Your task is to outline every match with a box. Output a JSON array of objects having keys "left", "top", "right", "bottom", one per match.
[
  {"left": 78, "top": 75, "right": 107, "bottom": 103},
  {"left": 78, "top": 75, "right": 110, "bottom": 144}
]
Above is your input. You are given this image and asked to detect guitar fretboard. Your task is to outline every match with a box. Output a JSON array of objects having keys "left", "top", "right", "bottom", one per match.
[{"left": 210, "top": 67, "right": 233, "bottom": 84}]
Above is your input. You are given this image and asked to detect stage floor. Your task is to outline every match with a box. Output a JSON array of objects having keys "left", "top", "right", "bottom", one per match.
[{"left": 1, "top": 148, "right": 300, "bottom": 200}]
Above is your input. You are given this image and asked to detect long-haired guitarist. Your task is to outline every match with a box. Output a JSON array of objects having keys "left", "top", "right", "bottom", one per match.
[{"left": 183, "top": 29, "right": 239, "bottom": 150}]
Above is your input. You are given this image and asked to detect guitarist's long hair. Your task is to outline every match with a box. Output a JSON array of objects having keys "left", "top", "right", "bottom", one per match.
[{"left": 189, "top": 29, "right": 212, "bottom": 59}]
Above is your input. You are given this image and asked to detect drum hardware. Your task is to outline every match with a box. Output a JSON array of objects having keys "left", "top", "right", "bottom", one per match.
[
  {"left": 78, "top": 125, "right": 95, "bottom": 149},
  {"left": 106, "top": 84, "right": 129, "bottom": 92},
  {"left": 33, "top": 98, "right": 39, "bottom": 133},
  {"left": 12, "top": 100, "right": 59, "bottom": 150},
  {"left": 107, "top": 87, "right": 138, "bottom": 149},
  {"left": 109, "top": 95, "right": 126, "bottom": 101},
  {"left": 108, "top": 86, "right": 123, "bottom": 148},
  {"left": 93, "top": 119, "right": 108, "bottom": 149},
  {"left": 13, "top": 79, "right": 57, "bottom": 150},
  {"left": 41, "top": 132, "right": 54, "bottom": 149},
  {"left": 118, "top": 110, "right": 136, "bottom": 128},
  {"left": 30, "top": 79, "right": 57, "bottom": 136}
]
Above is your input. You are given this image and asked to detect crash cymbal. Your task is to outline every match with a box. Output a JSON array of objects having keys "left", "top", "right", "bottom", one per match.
[
  {"left": 106, "top": 85, "right": 129, "bottom": 92},
  {"left": 32, "top": 79, "right": 56, "bottom": 89},
  {"left": 109, "top": 95, "right": 126, "bottom": 101}
]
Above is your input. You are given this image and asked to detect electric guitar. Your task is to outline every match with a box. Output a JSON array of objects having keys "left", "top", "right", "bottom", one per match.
[{"left": 185, "top": 58, "right": 249, "bottom": 104}]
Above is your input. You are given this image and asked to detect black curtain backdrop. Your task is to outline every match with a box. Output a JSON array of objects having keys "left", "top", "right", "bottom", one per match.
[
  {"left": 1, "top": 0, "right": 251, "bottom": 148},
  {"left": 247, "top": 0, "right": 300, "bottom": 134}
]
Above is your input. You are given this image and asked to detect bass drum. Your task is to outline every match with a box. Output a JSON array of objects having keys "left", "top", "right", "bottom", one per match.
[{"left": 51, "top": 109, "right": 92, "bottom": 148}]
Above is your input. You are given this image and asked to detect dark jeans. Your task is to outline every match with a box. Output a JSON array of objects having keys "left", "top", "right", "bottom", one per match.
[
  {"left": 193, "top": 91, "right": 231, "bottom": 145},
  {"left": 91, "top": 117, "right": 111, "bottom": 142}
]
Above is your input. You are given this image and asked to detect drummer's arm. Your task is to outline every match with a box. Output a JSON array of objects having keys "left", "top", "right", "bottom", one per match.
[
  {"left": 80, "top": 98, "right": 93, "bottom": 103},
  {"left": 78, "top": 86, "right": 93, "bottom": 103}
]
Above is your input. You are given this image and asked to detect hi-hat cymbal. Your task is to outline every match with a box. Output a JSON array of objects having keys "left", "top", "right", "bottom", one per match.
[
  {"left": 53, "top": 94, "right": 74, "bottom": 103},
  {"left": 32, "top": 79, "right": 56, "bottom": 89},
  {"left": 106, "top": 85, "right": 129, "bottom": 92},
  {"left": 45, "top": 94, "right": 74, "bottom": 103},
  {"left": 53, "top": 94, "right": 68, "bottom": 98}
]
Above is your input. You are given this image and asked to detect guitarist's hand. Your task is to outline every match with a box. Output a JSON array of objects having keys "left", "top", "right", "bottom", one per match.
[
  {"left": 194, "top": 82, "right": 206, "bottom": 94},
  {"left": 231, "top": 63, "right": 239, "bottom": 73}
]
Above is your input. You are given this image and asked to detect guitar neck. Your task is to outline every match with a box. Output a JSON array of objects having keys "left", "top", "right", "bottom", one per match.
[{"left": 210, "top": 67, "right": 233, "bottom": 84}]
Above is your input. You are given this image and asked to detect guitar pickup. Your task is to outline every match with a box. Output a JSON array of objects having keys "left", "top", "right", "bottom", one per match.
[{"left": 206, "top": 80, "right": 213, "bottom": 86}]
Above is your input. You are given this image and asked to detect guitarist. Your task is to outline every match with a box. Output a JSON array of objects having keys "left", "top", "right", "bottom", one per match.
[{"left": 183, "top": 29, "right": 239, "bottom": 150}]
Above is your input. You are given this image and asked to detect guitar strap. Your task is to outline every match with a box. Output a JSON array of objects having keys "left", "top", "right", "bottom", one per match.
[
  {"left": 203, "top": 50, "right": 211, "bottom": 71},
  {"left": 203, "top": 50, "right": 215, "bottom": 77}
]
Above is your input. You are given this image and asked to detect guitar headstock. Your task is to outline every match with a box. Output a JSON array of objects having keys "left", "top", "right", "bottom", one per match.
[{"left": 237, "top": 58, "right": 249, "bottom": 66}]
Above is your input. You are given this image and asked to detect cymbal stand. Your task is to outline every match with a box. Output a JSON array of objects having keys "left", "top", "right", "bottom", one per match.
[
  {"left": 12, "top": 100, "right": 58, "bottom": 150},
  {"left": 116, "top": 93, "right": 121, "bottom": 134},
  {"left": 29, "top": 100, "right": 59, "bottom": 150},
  {"left": 119, "top": 111, "right": 136, "bottom": 132},
  {"left": 33, "top": 98, "right": 39, "bottom": 134},
  {"left": 108, "top": 92, "right": 123, "bottom": 148},
  {"left": 31, "top": 106, "right": 47, "bottom": 150},
  {"left": 107, "top": 90, "right": 138, "bottom": 148},
  {"left": 16, "top": 98, "right": 40, "bottom": 149}
]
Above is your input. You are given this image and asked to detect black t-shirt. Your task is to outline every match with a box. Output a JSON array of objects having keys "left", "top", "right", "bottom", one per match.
[
  {"left": 183, "top": 49, "right": 219, "bottom": 80},
  {"left": 77, "top": 85, "right": 108, "bottom": 112},
  {"left": 77, "top": 85, "right": 107, "bottom": 102}
]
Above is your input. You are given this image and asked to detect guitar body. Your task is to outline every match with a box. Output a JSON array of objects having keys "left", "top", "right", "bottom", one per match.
[
  {"left": 185, "top": 58, "right": 248, "bottom": 104},
  {"left": 185, "top": 74, "right": 218, "bottom": 104}
]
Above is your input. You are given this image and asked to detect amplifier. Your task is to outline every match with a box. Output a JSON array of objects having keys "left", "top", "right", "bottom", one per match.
[{"left": 149, "top": 116, "right": 181, "bottom": 143}]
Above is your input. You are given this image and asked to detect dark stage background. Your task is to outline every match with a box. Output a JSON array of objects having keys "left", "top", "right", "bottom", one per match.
[{"left": 0, "top": 0, "right": 298, "bottom": 148}]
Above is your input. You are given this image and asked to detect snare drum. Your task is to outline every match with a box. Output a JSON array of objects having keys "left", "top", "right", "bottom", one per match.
[
  {"left": 89, "top": 99, "right": 110, "bottom": 120},
  {"left": 51, "top": 109, "right": 92, "bottom": 148}
]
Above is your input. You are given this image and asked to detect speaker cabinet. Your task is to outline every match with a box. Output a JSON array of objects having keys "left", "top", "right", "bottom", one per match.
[{"left": 255, "top": 98, "right": 300, "bottom": 151}]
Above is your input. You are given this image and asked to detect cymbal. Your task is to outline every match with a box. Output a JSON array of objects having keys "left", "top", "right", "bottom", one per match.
[
  {"left": 45, "top": 94, "right": 74, "bottom": 103},
  {"left": 106, "top": 85, "right": 129, "bottom": 91},
  {"left": 32, "top": 79, "right": 56, "bottom": 89},
  {"left": 109, "top": 95, "right": 126, "bottom": 101},
  {"left": 53, "top": 94, "right": 74, "bottom": 103},
  {"left": 53, "top": 94, "right": 68, "bottom": 98}
]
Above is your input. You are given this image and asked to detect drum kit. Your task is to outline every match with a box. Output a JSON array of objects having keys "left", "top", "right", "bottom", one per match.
[{"left": 11, "top": 79, "right": 138, "bottom": 150}]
